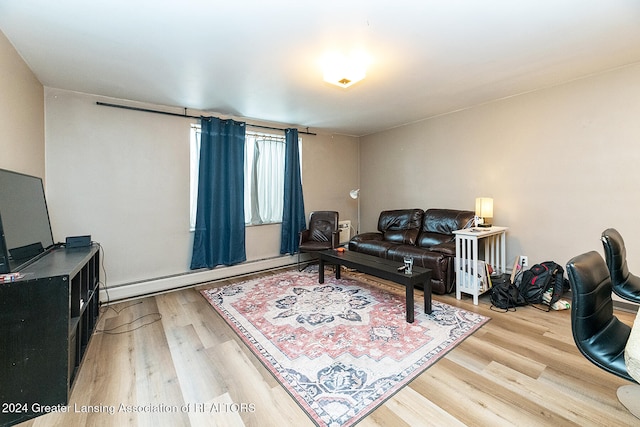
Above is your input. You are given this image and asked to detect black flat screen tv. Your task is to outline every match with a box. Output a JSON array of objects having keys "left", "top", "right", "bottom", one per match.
[{"left": 0, "top": 168, "right": 55, "bottom": 274}]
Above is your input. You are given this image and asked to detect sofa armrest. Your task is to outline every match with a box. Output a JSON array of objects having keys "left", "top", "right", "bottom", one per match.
[
  {"left": 350, "top": 232, "right": 384, "bottom": 243},
  {"left": 331, "top": 230, "right": 340, "bottom": 248},
  {"left": 299, "top": 229, "right": 311, "bottom": 244},
  {"left": 429, "top": 241, "right": 456, "bottom": 256}
]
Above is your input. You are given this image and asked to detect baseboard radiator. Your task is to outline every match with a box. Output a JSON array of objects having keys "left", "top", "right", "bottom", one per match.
[
  {"left": 338, "top": 220, "right": 351, "bottom": 246},
  {"left": 100, "top": 253, "right": 312, "bottom": 303}
]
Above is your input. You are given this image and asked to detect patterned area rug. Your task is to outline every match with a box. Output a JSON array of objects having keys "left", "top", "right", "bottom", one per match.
[{"left": 201, "top": 269, "right": 489, "bottom": 427}]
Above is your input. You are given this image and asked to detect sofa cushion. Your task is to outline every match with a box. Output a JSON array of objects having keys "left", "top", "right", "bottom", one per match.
[
  {"left": 378, "top": 209, "right": 423, "bottom": 245},
  {"left": 417, "top": 232, "right": 452, "bottom": 248},
  {"left": 417, "top": 208, "right": 475, "bottom": 248},
  {"left": 387, "top": 245, "right": 445, "bottom": 266},
  {"left": 428, "top": 241, "right": 456, "bottom": 256},
  {"left": 422, "top": 208, "right": 475, "bottom": 233},
  {"left": 349, "top": 240, "right": 398, "bottom": 258}
]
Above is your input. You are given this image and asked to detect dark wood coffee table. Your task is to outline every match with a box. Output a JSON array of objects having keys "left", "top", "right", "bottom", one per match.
[{"left": 317, "top": 249, "right": 432, "bottom": 323}]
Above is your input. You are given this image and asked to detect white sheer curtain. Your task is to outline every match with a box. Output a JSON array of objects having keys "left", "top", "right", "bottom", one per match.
[
  {"left": 244, "top": 133, "right": 286, "bottom": 225},
  {"left": 189, "top": 125, "right": 201, "bottom": 230}
]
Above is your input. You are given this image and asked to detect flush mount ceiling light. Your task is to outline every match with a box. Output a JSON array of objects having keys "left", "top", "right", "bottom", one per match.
[{"left": 322, "top": 51, "right": 370, "bottom": 88}]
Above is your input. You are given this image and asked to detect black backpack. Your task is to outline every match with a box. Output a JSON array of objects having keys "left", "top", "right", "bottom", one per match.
[
  {"left": 518, "top": 261, "right": 569, "bottom": 310},
  {"left": 490, "top": 274, "right": 526, "bottom": 312}
]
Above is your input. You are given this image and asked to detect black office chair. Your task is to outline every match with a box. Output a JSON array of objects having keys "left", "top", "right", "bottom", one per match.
[
  {"left": 298, "top": 211, "right": 340, "bottom": 271},
  {"left": 566, "top": 251, "right": 634, "bottom": 382},
  {"left": 601, "top": 228, "right": 640, "bottom": 304}
]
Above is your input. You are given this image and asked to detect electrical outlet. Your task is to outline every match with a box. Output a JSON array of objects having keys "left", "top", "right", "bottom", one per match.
[{"left": 520, "top": 255, "right": 529, "bottom": 268}]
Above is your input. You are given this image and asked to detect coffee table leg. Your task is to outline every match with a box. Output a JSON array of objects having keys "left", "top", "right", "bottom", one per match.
[
  {"left": 424, "top": 282, "right": 432, "bottom": 314},
  {"left": 335, "top": 264, "right": 341, "bottom": 279},
  {"left": 319, "top": 258, "right": 325, "bottom": 284},
  {"left": 406, "top": 284, "right": 414, "bottom": 323}
]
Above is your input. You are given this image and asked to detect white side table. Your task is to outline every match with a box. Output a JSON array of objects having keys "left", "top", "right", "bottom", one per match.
[{"left": 453, "top": 226, "right": 508, "bottom": 305}]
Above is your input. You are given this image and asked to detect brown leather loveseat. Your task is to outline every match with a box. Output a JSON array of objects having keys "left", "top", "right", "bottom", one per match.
[{"left": 348, "top": 208, "right": 475, "bottom": 294}]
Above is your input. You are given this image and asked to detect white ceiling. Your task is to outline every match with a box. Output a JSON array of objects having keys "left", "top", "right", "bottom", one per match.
[{"left": 2, "top": 1, "right": 640, "bottom": 137}]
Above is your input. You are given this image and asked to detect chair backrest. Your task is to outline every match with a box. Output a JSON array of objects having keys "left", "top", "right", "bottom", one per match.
[
  {"left": 308, "top": 211, "right": 339, "bottom": 243},
  {"left": 601, "top": 228, "right": 630, "bottom": 287},
  {"left": 566, "top": 251, "right": 633, "bottom": 382}
]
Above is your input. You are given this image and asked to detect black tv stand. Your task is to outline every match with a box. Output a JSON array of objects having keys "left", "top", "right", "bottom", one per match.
[{"left": 0, "top": 244, "right": 100, "bottom": 426}]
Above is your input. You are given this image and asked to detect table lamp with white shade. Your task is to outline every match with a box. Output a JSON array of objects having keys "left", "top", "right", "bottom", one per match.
[{"left": 475, "top": 197, "right": 493, "bottom": 228}]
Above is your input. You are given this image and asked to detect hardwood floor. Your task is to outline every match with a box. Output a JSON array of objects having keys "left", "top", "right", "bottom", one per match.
[{"left": 17, "top": 267, "right": 640, "bottom": 427}]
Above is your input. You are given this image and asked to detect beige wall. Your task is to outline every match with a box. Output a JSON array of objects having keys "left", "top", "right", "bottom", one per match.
[
  {"left": 360, "top": 63, "right": 640, "bottom": 272},
  {"left": 11, "top": 17, "right": 639, "bottom": 291},
  {"left": 0, "top": 30, "right": 44, "bottom": 178},
  {"left": 44, "top": 88, "right": 359, "bottom": 287}
]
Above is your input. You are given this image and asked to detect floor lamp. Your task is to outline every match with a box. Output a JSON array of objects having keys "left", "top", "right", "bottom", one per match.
[{"left": 350, "top": 189, "right": 360, "bottom": 235}]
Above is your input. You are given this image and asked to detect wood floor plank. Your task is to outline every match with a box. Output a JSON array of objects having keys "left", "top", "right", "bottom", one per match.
[
  {"left": 382, "top": 385, "right": 467, "bottom": 427},
  {"left": 185, "top": 392, "right": 246, "bottom": 427},
  {"left": 409, "top": 362, "right": 536, "bottom": 426},
  {"left": 448, "top": 335, "right": 547, "bottom": 379},
  {"left": 132, "top": 299, "right": 189, "bottom": 427},
  {"left": 267, "top": 383, "right": 316, "bottom": 427},
  {"left": 210, "top": 339, "right": 313, "bottom": 427},
  {"left": 182, "top": 292, "right": 236, "bottom": 349},
  {"left": 481, "top": 360, "right": 636, "bottom": 426},
  {"left": 166, "top": 323, "right": 228, "bottom": 403}
]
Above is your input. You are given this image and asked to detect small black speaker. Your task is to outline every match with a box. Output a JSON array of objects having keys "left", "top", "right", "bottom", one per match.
[{"left": 66, "top": 235, "right": 91, "bottom": 248}]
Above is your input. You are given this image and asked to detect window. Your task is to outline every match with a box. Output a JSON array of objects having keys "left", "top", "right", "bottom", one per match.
[
  {"left": 244, "top": 133, "right": 286, "bottom": 225},
  {"left": 190, "top": 125, "right": 299, "bottom": 228}
]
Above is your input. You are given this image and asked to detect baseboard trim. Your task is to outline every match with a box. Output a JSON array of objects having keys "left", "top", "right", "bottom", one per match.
[
  {"left": 613, "top": 299, "right": 639, "bottom": 313},
  {"left": 100, "top": 254, "right": 311, "bottom": 303}
]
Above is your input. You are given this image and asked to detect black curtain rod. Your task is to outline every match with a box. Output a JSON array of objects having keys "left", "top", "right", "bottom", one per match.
[{"left": 96, "top": 101, "right": 316, "bottom": 135}]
